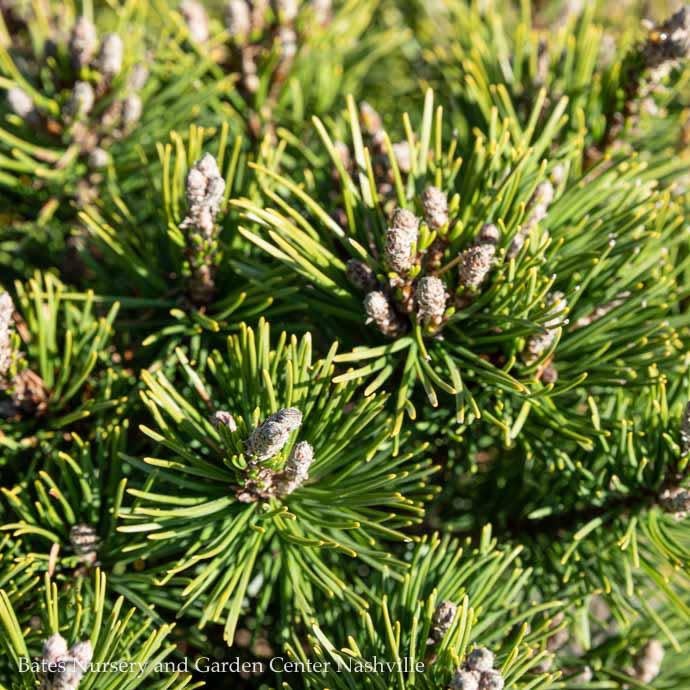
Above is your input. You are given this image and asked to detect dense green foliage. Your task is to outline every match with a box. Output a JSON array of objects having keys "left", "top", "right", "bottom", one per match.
[{"left": 2, "top": 1, "right": 690, "bottom": 688}]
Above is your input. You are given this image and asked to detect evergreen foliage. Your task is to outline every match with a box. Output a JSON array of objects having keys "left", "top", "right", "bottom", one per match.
[
  {"left": 285, "top": 531, "right": 562, "bottom": 689},
  {"left": 0, "top": 569, "right": 202, "bottom": 688},
  {"left": 118, "top": 319, "right": 436, "bottom": 643},
  {"left": 2, "top": 1, "right": 690, "bottom": 689}
]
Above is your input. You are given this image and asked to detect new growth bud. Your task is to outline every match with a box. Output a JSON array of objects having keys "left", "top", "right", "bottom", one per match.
[
  {"left": 478, "top": 670, "right": 504, "bottom": 690},
  {"left": 98, "top": 34, "right": 123, "bottom": 78},
  {"left": 466, "top": 648, "right": 495, "bottom": 673},
  {"left": 42, "top": 633, "right": 68, "bottom": 664},
  {"left": 477, "top": 223, "right": 501, "bottom": 246},
  {"left": 69, "top": 523, "right": 99, "bottom": 565},
  {"left": 391, "top": 207, "right": 419, "bottom": 233},
  {"left": 633, "top": 640, "right": 663, "bottom": 683},
  {"left": 182, "top": 153, "right": 226, "bottom": 236},
  {"left": 129, "top": 63, "right": 149, "bottom": 91},
  {"left": 121, "top": 94, "right": 142, "bottom": 130},
  {"left": 226, "top": 0, "right": 251, "bottom": 42},
  {"left": 384, "top": 209, "right": 419, "bottom": 274},
  {"left": 415, "top": 276, "right": 447, "bottom": 326},
  {"left": 69, "top": 82, "right": 95, "bottom": 118},
  {"left": 431, "top": 600, "right": 457, "bottom": 642},
  {"left": 457, "top": 224, "right": 500, "bottom": 293},
  {"left": 68, "top": 639, "right": 93, "bottom": 668},
  {"left": 213, "top": 410, "right": 237, "bottom": 431},
  {"left": 7, "top": 87, "right": 35, "bottom": 119},
  {"left": 346, "top": 259, "right": 378, "bottom": 293},
  {"left": 551, "top": 164, "right": 567, "bottom": 186},
  {"left": 246, "top": 407, "right": 303, "bottom": 461},
  {"left": 450, "top": 670, "right": 480, "bottom": 690},
  {"left": 458, "top": 244, "right": 496, "bottom": 291},
  {"left": 70, "top": 16, "right": 98, "bottom": 69},
  {"left": 421, "top": 186, "right": 449, "bottom": 230},
  {"left": 276, "top": 441, "right": 314, "bottom": 496},
  {"left": 364, "top": 291, "right": 405, "bottom": 337},
  {"left": 452, "top": 647, "right": 504, "bottom": 690},
  {"left": 56, "top": 640, "right": 93, "bottom": 689},
  {"left": 40, "top": 634, "right": 93, "bottom": 690},
  {"left": 180, "top": 0, "right": 210, "bottom": 43},
  {"left": 88, "top": 148, "right": 109, "bottom": 169},
  {"left": 532, "top": 180, "right": 555, "bottom": 208},
  {"left": 180, "top": 153, "right": 226, "bottom": 304}
]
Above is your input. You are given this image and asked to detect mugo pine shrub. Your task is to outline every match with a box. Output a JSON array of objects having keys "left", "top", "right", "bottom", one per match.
[{"left": 2, "top": 1, "right": 690, "bottom": 689}]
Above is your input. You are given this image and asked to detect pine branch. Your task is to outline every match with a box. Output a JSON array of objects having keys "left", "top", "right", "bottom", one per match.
[
  {"left": 0, "top": 569, "right": 203, "bottom": 688},
  {"left": 234, "top": 90, "right": 686, "bottom": 449},
  {"left": 0, "top": 273, "right": 123, "bottom": 463},
  {"left": 285, "top": 530, "right": 565, "bottom": 689},
  {"left": 117, "top": 318, "right": 437, "bottom": 645}
]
